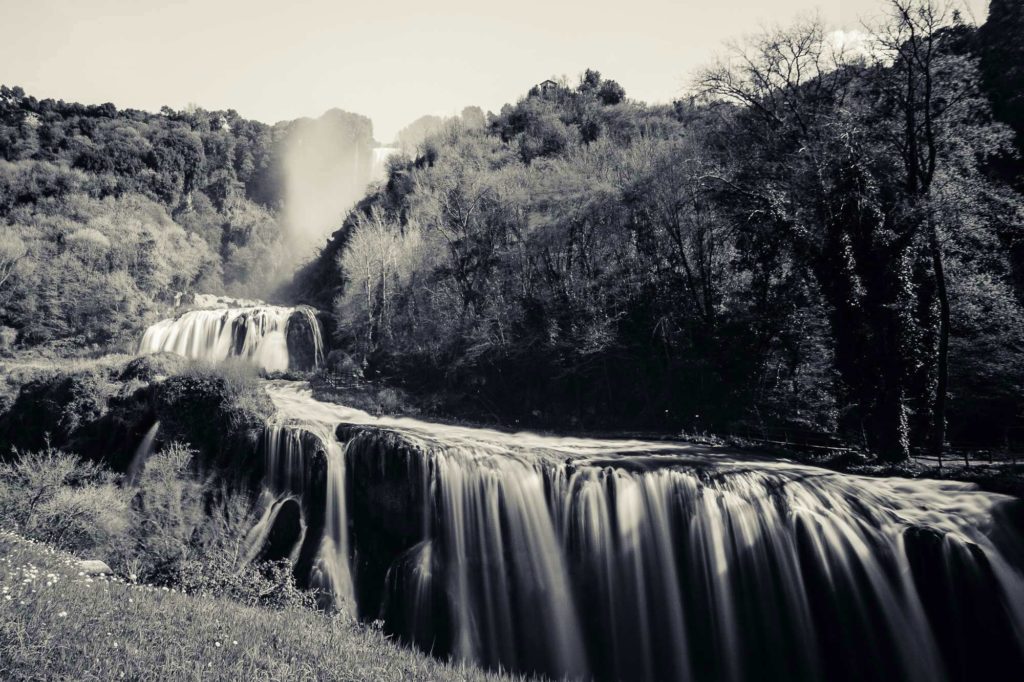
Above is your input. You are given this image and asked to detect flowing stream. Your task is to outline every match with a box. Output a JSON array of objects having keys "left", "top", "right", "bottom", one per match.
[
  {"left": 258, "top": 380, "right": 1024, "bottom": 682},
  {"left": 135, "top": 305, "right": 1024, "bottom": 681}
]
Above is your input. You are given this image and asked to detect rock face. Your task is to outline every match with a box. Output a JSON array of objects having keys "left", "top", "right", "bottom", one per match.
[
  {"left": 285, "top": 307, "right": 324, "bottom": 372},
  {"left": 261, "top": 498, "right": 303, "bottom": 563},
  {"left": 78, "top": 559, "right": 112, "bottom": 575},
  {"left": 0, "top": 370, "right": 116, "bottom": 456},
  {"left": 0, "top": 358, "right": 273, "bottom": 481},
  {"left": 341, "top": 425, "right": 429, "bottom": 620}
]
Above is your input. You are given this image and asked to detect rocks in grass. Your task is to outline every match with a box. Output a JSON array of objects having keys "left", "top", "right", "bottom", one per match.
[{"left": 78, "top": 559, "right": 112, "bottom": 576}]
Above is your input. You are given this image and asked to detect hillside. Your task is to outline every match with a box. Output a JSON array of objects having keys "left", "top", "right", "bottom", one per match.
[
  {"left": 0, "top": 532, "right": 522, "bottom": 682},
  {"left": 0, "top": 88, "right": 375, "bottom": 349},
  {"left": 295, "top": 12, "right": 1024, "bottom": 461}
]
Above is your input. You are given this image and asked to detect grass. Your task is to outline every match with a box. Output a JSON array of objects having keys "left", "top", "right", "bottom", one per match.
[
  {"left": 0, "top": 531, "right": 528, "bottom": 682},
  {"left": 0, "top": 353, "right": 133, "bottom": 404}
]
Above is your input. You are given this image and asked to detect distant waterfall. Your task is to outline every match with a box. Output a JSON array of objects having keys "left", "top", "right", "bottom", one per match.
[
  {"left": 371, "top": 146, "right": 398, "bottom": 182},
  {"left": 138, "top": 305, "right": 324, "bottom": 372},
  {"left": 259, "top": 381, "right": 1024, "bottom": 682}
]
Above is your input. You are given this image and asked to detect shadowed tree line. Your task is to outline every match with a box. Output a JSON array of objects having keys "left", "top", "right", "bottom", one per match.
[{"left": 296, "top": 0, "right": 1024, "bottom": 461}]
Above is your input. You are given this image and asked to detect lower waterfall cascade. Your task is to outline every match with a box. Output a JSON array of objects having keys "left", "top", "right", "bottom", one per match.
[
  {"left": 127, "top": 300, "right": 1024, "bottom": 682},
  {"left": 245, "top": 380, "right": 1024, "bottom": 682}
]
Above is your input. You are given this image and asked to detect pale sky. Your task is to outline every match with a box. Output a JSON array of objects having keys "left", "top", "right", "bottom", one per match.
[{"left": 0, "top": 0, "right": 989, "bottom": 142}]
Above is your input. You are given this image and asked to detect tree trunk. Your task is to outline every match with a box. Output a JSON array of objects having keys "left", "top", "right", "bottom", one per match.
[{"left": 927, "top": 223, "right": 949, "bottom": 457}]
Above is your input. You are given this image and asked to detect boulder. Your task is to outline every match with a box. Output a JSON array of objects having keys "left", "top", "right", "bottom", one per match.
[
  {"left": 285, "top": 307, "right": 323, "bottom": 372},
  {"left": 154, "top": 371, "right": 273, "bottom": 481},
  {"left": 0, "top": 369, "right": 113, "bottom": 454},
  {"left": 78, "top": 559, "right": 112, "bottom": 576}
]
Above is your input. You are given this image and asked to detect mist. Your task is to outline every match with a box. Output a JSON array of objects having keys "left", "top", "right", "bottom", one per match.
[{"left": 278, "top": 109, "right": 377, "bottom": 257}]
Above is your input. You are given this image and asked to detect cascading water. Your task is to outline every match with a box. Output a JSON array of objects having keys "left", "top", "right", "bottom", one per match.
[
  {"left": 258, "top": 381, "right": 1024, "bottom": 682},
  {"left": 243, "top": 395, "right": 363, "bottom": 613},
  {"left": 137, "top": 304, "right": 324, "bottom": 372},
  {"left": 126, "top": 420, "right": 160, "bottom": 482},
  {"left": 371, "top": 146, "right": 399, "bottom": 182}
]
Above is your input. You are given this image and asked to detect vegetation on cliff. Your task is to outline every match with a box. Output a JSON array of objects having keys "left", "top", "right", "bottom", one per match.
[
  {"left": 298, "top": 0, "right": 1024, "bottom": 461},
  {"left": 0, "top": 91, "right": 375, "bottom": 350}
]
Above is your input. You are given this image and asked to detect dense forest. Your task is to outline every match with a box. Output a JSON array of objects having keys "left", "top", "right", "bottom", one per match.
[
  {"left": 296, "top": 0, "right": 1024, "bottom": 460},
  {"left": 0, "top": 91, "right": 376, "bottom": 349},
  {"left": 1, "top": 0, "right": 1021, "bottom": 462}
]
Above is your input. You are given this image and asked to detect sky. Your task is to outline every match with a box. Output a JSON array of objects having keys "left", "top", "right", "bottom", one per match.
[{"left": 0, "top": 0, "right": 990, "bottom": 143}]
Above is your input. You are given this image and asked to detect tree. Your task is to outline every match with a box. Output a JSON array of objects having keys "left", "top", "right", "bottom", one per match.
[
  {"left": 0, "top": 229, "right": 26, "bottom": 294},
  {"left": 873, "top": 0, "right": 1017, "bottom": 455},
  {"left": 979, "top": 0, "right": 1024, "bottom": 144},
  {"left": 598, "top": 80, "right": 626, "bottom": 105},
  {"left": 697, "top": 18, "right": 928, "bottom": 459},
  {"left": 335, "top": 207, "right": 422, "bottom": 353}
]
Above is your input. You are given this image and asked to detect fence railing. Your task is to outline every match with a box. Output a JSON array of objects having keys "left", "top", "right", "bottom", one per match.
[{"left": 726, "top": 425, "right": 1023, "bottom": 467}]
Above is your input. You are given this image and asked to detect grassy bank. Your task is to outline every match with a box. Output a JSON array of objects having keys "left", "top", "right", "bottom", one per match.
[{"left": 0, "top": 532, "right": 524, "bottom": 682}]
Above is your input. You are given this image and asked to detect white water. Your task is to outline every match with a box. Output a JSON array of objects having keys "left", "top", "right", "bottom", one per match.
[
  {"left": 127, "top": 295, "right": 1024, "bottom": 680},
  {"left": 260, "top": 381, "right": 1024, "bottom": 681},
  {"left": 126, "top": 420, "right": 160, "bottom": 482},
  {"left": 138, "top": 305, "right": 324, "bottom": 372},
  {"left": 371, "top": 146, "right": 399, "bottom": 182},
  {"left": 250, "top": 393, "right": 357, "bottom": 613}
]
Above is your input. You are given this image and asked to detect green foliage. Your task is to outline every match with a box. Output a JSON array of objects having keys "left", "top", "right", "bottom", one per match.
[
  {"left": 297, "top": 5, "right": 1024, "bottom": 454},
  {"left": 0, "top": 444, "right": 314, "bottom": 611},
  {"left": 0, "top": 448, "right": 126, "bottom": 552},
  {"left": 0, "top": 89, "right": 376, "bottom": 349},
  {"left": 0, "top": 534, "right": 523, "bottom": 682},
  {"left": 980, "top": 0, "right": 1024, "bottom": 143}
]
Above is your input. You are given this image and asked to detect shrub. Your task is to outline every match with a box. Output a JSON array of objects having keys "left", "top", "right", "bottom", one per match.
[
  {"left": 0, "top": 443, "right": 313, "bottom": 611},
  {"left": 326, "top": 350, "right": 362, "bottom": 379},
  {"left": 122, "top": 442, "right": 205, "bottom": 583},
  {"left": 0, "top": 326, "right": 16, "bottom": 354},
  {"left": 121, "top": 442, "right": 312, "bottom": 609},
  {"left": 0, "top": 448, "right": 128, "bottom": 552}
]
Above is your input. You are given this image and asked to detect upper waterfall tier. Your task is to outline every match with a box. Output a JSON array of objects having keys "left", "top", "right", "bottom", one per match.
[{"left": 138, "top": 305, "right": 324, "bottom": 372}]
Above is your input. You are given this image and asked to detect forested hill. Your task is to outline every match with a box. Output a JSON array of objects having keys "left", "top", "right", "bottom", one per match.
[
  {"left": 296, "top": 1, "right": 1024, "bottom": 459},
  {"left": 0, "top": 88, "right": 374, "bottom": 348}
]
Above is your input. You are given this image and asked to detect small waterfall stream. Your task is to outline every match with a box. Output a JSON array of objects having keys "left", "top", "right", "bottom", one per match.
[
  {"left": 256, "top": 380, "right": 1024, "bottom": 682},
  {"left": 126, "top": 420, "right": 160, "bottom": 482}
]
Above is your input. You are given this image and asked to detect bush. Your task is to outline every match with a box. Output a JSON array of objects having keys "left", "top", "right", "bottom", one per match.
[
  {"left": 0, "top": 448, "right": 128, "bottom": 553},
  {"left": 0, "top": 444, "right": 313, "bottom": 611},
  {"left": 0, "top": 326, "right": 16, "bottom": 354},
  {"left": 326, "top": 350, "right": 362, "bottom": 379},
  {"left": 120, "top": 443, "right": 312, "bottom": 608}
]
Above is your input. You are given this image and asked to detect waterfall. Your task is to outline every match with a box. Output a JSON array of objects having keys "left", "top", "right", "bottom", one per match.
[
  {"left": 259, "top": 380, "right": 1024, "bottom": 682},
  {"left": 371, "top": 146, "right": 399, "bottom": 182},
  {"left": 126, "top": 420, "right": 160, "bottom": 482},
  {"left": 249, "top": 394, "right": 360, "bottom": 613},
  {"left": 137, "top": 304, "right": 324, "bottom": 372}
]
